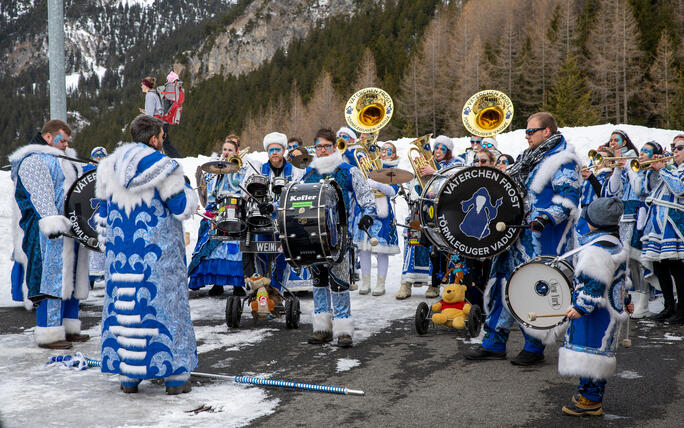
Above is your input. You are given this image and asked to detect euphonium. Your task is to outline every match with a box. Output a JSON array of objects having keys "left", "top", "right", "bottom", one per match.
[
  {"left": 353, "top": 138, "right": 385, "bottom": 197},
  {"left": 630, "top": 155, "right": 675, "bottom": 172},
  {"left": 408, "top": 134, "right": 436, "bottom": 188}
]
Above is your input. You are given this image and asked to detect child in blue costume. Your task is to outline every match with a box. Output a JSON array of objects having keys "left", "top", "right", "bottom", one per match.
[
  {"left": 560, "top": 197, "right": 633, "bottom": 416},
  {"left": 188, "top": 138, "right": 245, "bottom": 296}
]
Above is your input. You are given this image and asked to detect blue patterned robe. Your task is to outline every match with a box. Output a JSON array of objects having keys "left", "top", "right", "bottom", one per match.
[
  {"left": 482, "top": 136, "right": 581, "bottom": 352},
  {"left": 640, "top": 162, "right": 684, "bottom": 261},
  {"left": 96, "top": 142, "right": 198, "bottom": 380},
  {"left": 559, "top": 231, "right": 628, "bottom": 381}
]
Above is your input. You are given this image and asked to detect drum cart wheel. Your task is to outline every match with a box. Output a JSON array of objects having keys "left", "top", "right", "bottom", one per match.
[
  {"left": 225, "top": 296, "right": 243, "bottom": 328},
  {"left": 415, "top": 302, "right": 431, "bottom": 335},
  {"left": 467, "top": 304, "right": 483, "bottom": 338},
  {"left": 285, "top": 297, "right": 301, "bottom": 329}
]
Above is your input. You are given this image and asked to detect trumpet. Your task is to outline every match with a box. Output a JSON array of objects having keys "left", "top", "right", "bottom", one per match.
[
  {"left": 587, "top": 149, "right": 636, "bottom": 166},
  {"left": 336, "top": 137, "right": 348, "bottom": 154},
  {"left": 408, "top": 134, "right": 436, "bottom": 188},
  {"left": 629, "top": 156, "right": 675, "bottom": 172}
]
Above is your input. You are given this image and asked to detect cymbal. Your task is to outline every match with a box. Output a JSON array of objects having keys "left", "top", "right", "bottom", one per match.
[
  {"left": 200, "top": 161, "right": 239, "bottom": 175},
  {"left": 369, "top": 168, "right": 414, "bottom": 185},
  {"left": 290, "top": 152, "right": 312, "bottom": 169}
]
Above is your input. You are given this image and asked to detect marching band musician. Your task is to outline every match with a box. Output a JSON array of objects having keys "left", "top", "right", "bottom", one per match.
[
  {"left": 416, "top": 135, "right": 463, "bottom": 298},
  {"left": 303, "top": 128, "right": 377, "bottom": 348},
  {"left": 355, "top": 142, "right": 401, "bottom": 296},
  {"left": 495, "top": 153, "right": 515, "bottom": 171},
  {"left": 639, "top": 135, "right": 684, "bottom": 324},
  {"left": 466, "top": 112, "right": 581, "bottom": 366},
  {"left": 188, "top": 137, "right": 247, "bottom": 296},
  {"left": 602, "top": 131, "right": 659, "bottom": 319},
  {"left": 337, "top": 126, "right": 360, "bottom": 167},
  {"left": 337, "top": 126, "right": 362, "bottom": 288},
  {"left": 84, "top": 146, "right": 108, "bottom": 286},
  {"left": 96, "top": 114, "right": 197, "bottom": 394},
  {"left": 458, "top": 135, "right": 483, "bottom": 165},
  {"left": 9, "top": 120, "right": 90, "bottom": 350},
  {"left": 576, "top": 146, "right": 614, "bottom": 236}
]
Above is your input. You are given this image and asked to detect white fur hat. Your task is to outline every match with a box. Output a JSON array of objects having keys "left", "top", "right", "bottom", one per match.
[
  {"left": 482, "top": 137, "right": 498, "bottom": 149},
  {"left": 433, "top": 135, "right": 454, "bottom": 152},
  {"left": 263, "top": 132, "right": 287, "bottom": 151},
  {"left": 336, "top": 126, "right": 357, "bottom": 141}
]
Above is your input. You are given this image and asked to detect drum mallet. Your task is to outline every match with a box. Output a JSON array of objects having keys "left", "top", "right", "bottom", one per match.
[
  {"left": 622, "top": 317, "right": 632, "bottom": 348},
  {"left": 495, "top": 222, "right": 531, "bottom": 232},
  {"left": 528, "top": 312, "right": 566, "bottom": 321},
  {"left": 362, "top": 229, "right": 379, "bottom": 247}
]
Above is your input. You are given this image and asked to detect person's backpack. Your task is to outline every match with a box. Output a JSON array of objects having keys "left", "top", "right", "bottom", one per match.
[{"left": 155, "top": 79, "right": 185, "bottom": 125}]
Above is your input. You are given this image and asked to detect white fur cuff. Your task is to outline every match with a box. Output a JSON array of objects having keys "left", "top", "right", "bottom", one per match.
[
  {"left": 34, "top": 326, "right": 66, "bottom": 345},
  {"left": 558, "top": 346, "right": 616, "bottom": 381},
  {"left": 39, "top": 215, "right": 72, "bottom": 238},
  {"left": 332, "top": 317, "right": 354, "bottom": 339},
  {"left": 63, "top": 318, "right": 81, "bottom": 335},
  {"left": 312, "top": 312, "right": 333, "bottom": 333}
]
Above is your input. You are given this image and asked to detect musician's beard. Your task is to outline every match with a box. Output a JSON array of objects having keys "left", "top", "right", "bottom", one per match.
[{"left": 311, "top": 150, "right": 343, "bottom": 174}]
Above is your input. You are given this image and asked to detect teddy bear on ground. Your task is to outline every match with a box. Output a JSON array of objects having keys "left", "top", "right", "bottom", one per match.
[{"left": 431, "top": 283, "right": 471, "bottom": 329}]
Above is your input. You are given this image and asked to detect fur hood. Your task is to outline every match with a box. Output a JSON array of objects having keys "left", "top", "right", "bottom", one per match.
[{"left": 9, "top": 144, "right": 79, "bottom": 185}]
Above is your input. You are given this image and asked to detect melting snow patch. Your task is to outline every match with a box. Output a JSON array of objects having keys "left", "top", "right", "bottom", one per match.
[
  {"left": 663, "top": 333, "right": 683, "bottom": 341},
  {"left": 336, "top": 358, "right": 360, "bottom": 373},
  {"left": 617, "top": 370, "right": 642, "bottom": 379},
  {"left": 603, "top": 413, "right": 628, "bottom": 420}
]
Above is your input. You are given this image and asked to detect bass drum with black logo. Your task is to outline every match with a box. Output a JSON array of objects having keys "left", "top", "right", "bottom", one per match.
[
  {"left": 278, "top": 179, "right": 348, "bottom": 269},
  {"left": 64, "top": 169, "right": 102, "bottom": 252},
  {"left": 419, "top": 165, "right": 524, "bottom": 259}
]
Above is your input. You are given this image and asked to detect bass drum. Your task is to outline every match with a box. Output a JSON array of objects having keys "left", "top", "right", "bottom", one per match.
[
  {"left": 64, "top": 169, "right": 102, "bottom": 252},
  {"left": 505, "top": 256, "right": 574, "bottom": 330},
  {"left": 278, "top": 179, "right": 348, "bottom": 269},
  {"left": 419, "top": 165, "right": 524, "bottom": 259}
]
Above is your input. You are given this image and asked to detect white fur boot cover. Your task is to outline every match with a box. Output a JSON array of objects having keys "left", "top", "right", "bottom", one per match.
[{"left": 35, "top": 326, "right": 66, "bottom": 345}]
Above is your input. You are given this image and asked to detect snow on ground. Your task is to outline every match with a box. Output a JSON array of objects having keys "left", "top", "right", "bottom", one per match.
[{"left": 1, "top": 123, "right": 682, "bottom": 427}]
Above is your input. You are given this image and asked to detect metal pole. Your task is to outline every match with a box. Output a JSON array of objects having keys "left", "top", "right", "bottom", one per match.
[{"left": 47, "top": 0, "right": 67, "bottom": 121}]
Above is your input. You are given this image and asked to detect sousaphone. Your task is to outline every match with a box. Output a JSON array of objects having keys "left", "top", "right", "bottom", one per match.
[
  {"left": 344, "top": 87, "right": 394, "bottom": 135},
  {"left": 461, "top": 90, "right": 514, "bottom": 137}
]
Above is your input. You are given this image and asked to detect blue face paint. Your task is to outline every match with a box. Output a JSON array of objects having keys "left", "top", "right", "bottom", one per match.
[
  {"left": 268, "top": 147, "right": 283, "bottom": 155},
  {"left": 53, "top": 134, "right": 63, "bottom": 144}
]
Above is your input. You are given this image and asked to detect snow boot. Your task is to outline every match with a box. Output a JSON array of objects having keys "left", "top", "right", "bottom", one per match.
[
  {"left": 395, "top": 282, "right": 412, "bottom": 300},
  {"left": 372, "top": 275, "right": 386, "bottom": 296},
  {"left": 359, "top": 275, "right": 371, "bottom": 295},
  {"left": 425, "top": 286, "right": 440, "bottom": 298},
  {"left": 630, "top": 292, "right": 650, "bottom": 319}
]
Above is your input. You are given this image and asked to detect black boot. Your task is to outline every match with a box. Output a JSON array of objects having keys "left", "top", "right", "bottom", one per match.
[
  {"left": 653, "top": 303, "right": 675, "bottom": 321},
  {"left": 666, "top": 304, "right": 684, "bottom": 324}
]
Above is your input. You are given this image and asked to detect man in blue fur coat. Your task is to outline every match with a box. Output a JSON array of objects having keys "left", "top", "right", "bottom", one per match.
[
  {"left": 466, "top": 112, "right": 581, "bottom": 365},
  {"left": 95, "top": 115, "right": 198, "bottom": 395},
  {"left": 303, "top": 128, "right": 377, "bottom": 348},
  {"left": 560, "top": 197, "right": 631, "bottom": 416},
  {"left": 9, "top": 120, "right": 90, "bottom": 349}
]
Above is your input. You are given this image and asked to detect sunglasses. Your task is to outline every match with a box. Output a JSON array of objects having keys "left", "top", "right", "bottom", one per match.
[
  {"left": 268, "top": 147, "right": 283, "bottom": 155},
  {"left": 525, "top": 128, "right": 544, "bottom": 136},
  {"left": 497, "top": 159, "right": 509, "bottom": 165},
  {"left": 478, "top": 158, "right": 488, "bottom": 164},
  {"left": 674, "top": 145, "right": 684, "bottom": 152},
  {"left": 482, "top": 143, "right": 495, "bottom": 149},
  {"left": 470, "top": 139, "right": 483, "bottom": 144},
  {"left": 288, "top": 143, "right": 299, "bottom": 150}
]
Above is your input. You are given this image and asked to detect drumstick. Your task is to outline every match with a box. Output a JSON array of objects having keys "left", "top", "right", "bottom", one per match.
[
  {"left": 622, "top": 317, "right": 632, "bottom": 348},
  {"left": 495, "top": 222, "right": 531, "bottom": 232},
  {"left": 527, "top": 312, "right": 566, "bottom": 321},
  {"left": 363, "top": 229, "right": 379, "bottom": 246}
]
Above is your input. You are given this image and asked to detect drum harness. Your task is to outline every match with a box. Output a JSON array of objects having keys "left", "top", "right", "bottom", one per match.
[{"left": 552, "top": 234, "right": 621, "bottom": 264}]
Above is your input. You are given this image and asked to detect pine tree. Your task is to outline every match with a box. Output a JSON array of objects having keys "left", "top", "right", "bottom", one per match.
[
  {"left": 351, "top": 48, "right": 380, "bottom": 91},
  {"left": 542, "top": 54, "right": 599, "bottom": 126},
  {"left": 646, "top": 31, "right": 677, "bottom": 127}
]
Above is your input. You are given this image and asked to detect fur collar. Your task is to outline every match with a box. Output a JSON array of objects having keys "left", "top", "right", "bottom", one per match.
[
  {"left": 311, "top": 150, "right": 344, "bottom": 174},
  {"left": 528, "top": 142, "right": 581, "bottom": 194},
  {"left": 382, "top": 158, "right": 400, "bottom": 167}
]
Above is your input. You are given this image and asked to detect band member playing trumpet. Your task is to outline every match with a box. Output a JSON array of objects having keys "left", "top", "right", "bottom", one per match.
[
  {"left": 303, "top": 128, "right": 377, "bottom": 348},
  {"left": 639, "top": 135, "right": 684, "bottom": 324},
  {"left": 355, "top": 142, "right": 401, "bottom": 296},
  {"left": 466, "top": 112, "right": 581, "bottom": 366},
  {"left": 96, "top": 114, "right": 197, "bottom": 394},
  {"left": 9, "top": 119, "right": 90, "bottom": 349},
  {"left": 417, "top": 135, "right": 463, "bottom": 298},
  {"left": 188, "top": 137, "right": 247, "bottom": 296},
  {"left": 602, "top": 131, "right": 659, "bottom": 319},
  {"left": 576, "top": 147, "right": 614, "bottom": 236}
]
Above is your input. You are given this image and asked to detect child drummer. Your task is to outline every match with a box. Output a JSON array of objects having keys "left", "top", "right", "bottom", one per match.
[{"left": 559, "top": 197, "right": 633, "bottom": 416}]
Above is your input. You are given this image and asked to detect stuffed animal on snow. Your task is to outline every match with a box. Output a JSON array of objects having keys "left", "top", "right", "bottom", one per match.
[
  {"left": 431, "top": 283, "right": 471, "bottom": 329},
  {"left": 245, "top": 274, "right": 280, "bottom": 315}
]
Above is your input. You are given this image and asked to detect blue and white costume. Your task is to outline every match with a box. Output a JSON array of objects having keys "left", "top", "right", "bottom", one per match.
[
  {"left": 640, "top": 162, "right": 684, "bottom": 261},
  {"left": 482, "top": 134, "right": 580, "bottom": 354},
  {"left": 188, "top": 165, "right": 245, "bottom": 291},
  {"left": 96, "top": 142, "right": 198, "bottom": 388},
  {"left": 303, "top": 150, "right": 376, "bottom": 339},
  {"left": 576, "top": 168, "right": 611, "bottom": 236},
  {"left": 9, "top": 138, "right": 90, "bottom": 345},
  {"left": 400, "top": 177, "right": 432, "bottom": 287},
  {"left": 559, "top": 231, "right": 628, "bottom": 402}
]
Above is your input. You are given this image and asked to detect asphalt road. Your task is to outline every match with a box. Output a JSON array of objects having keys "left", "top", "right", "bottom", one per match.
[{"left": 1, "top": 294, "right": 682, "bottom": 427}]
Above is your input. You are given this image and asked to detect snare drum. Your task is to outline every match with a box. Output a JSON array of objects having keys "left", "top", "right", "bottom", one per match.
[
  {"left": 278, "top": 179, "right": 348, "bottom": 268},
  {"left": 215, "top": 192, "right": 246, "bottom": 237},
  {"left": 419, "top": 166, "right": 524, "bottom": 258},
  {"left": 505, "top": 256, "right": 574, "bottom": 330},
  {"left": 245, "top": 174, "right": 269, "bottom": 199},
  {"left": 271, "top": 176, "right": 287, "bottom": 195},
  {"left": 64, "top": 169, "right": 102, "bottom": 252}
]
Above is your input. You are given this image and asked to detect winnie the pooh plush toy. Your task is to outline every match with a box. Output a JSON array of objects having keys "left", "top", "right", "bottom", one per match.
[{"left": 431, "top": 283, "right": 470, "bottom": 329}]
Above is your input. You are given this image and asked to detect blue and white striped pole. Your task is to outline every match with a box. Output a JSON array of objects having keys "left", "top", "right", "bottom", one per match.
[{"left": 52, "top": 356, "right": 365, "bottom": 396}]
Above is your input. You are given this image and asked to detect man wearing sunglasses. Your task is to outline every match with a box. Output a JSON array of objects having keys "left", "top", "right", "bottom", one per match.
[
  {"left": 458, "top": 135, "right": 484, "bottom": 165},
  {"left": 640, "top": 135, "right": 684, "bottom": 325},
  {"left": 465, "top": 112, "right": 581, "bottom": 366},
  {"left": 9, "top": 119, "right": 91, "bottom": 350},
  {"left": 302, "top": 128, "right": 377, "bottom": 348}
]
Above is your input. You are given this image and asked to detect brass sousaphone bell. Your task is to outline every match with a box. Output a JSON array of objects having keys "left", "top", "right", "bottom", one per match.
[
  {"left": 344, "top": 87, "right": 394, "bottom": 135},
  {"left": 462, "top": 90, "right": 514, "bottom": 137}
]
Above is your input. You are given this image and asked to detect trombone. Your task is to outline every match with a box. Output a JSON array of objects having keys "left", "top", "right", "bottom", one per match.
[
  {"left": 408, "top": 134, "right": 437, "bottom": 188},
  {"left": 629, "top": 156, "right": 675, "bottom": 172}
]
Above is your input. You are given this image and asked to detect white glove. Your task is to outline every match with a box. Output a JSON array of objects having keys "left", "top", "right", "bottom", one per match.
[{"left": 38, "top": 215, "right": 72, "bottom": 239}]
